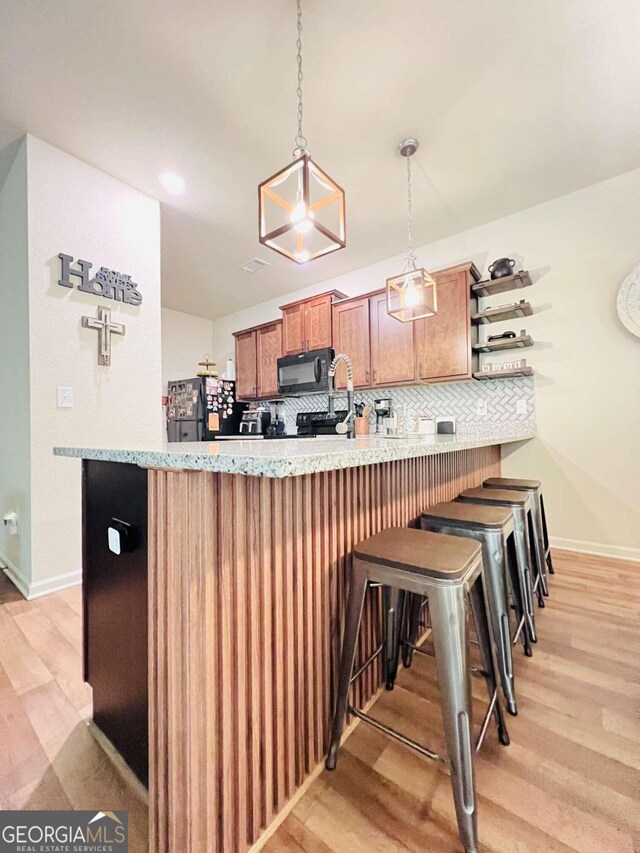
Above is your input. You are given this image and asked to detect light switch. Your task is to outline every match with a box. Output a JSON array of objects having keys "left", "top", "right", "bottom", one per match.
[
  {"left": 57, "top": 387, "right": 74, "bottom": 408},
  {"left": 476, "top": 400, "right": 488, "bottom": 416},
  {"left": 516, "top": 400, "right": 527, "bottom": 415}
]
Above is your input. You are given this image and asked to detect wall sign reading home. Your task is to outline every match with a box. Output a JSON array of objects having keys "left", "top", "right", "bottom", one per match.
[{"left": 58, "top": 253, "right": 143, "bottom": 306}]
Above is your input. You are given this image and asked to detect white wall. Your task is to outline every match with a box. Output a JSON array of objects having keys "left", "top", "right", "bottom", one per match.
[
  {"left": 2, "top": 135, "right": 162, "bottom": 597},
  {"left": 0, "top": 140, "right": 31, "bottom": 577},
  {"left": 211, "top": 168, "right": 640, "bottom": 559},
  {"left": 161, "top": 307, "right": 213, "bottom": 389}
]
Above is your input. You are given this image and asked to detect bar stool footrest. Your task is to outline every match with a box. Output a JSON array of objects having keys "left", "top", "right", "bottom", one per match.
[
  {"left": 348, "top": 705, "right": 442, "bottom": 763},
  {"left": 475, "top": 690, "right": 499, "bottom": 753},
  {"left": 349, "top": 644, "right": 384, "bottom": 685}
]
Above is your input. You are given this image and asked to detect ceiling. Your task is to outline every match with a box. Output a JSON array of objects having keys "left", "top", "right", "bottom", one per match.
[{"left": 1, "top": 0, "right": 639, "bottom": 320}]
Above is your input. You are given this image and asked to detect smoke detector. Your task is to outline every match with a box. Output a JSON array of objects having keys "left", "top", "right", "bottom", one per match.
[{"left": 239, "top": 257, "right": 270, "bottom": 274}]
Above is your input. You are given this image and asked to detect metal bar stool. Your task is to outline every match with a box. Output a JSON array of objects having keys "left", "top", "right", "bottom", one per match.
[
  {"left": 457, "top": 487, "right": 544, "bottom": 618},
  {"left": 420, "top": 501, "right": 533, "bottom": 716},
  {"left": 484, "top": 476, "right": 555, "bottom": 576},
  {"left": 326, "top": 527, "right": 510, "bottom": 853}
]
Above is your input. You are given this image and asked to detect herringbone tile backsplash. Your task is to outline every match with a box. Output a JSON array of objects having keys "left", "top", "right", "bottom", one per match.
[{"left": 280, "top": 376, "right": 535, "bottom": 435}]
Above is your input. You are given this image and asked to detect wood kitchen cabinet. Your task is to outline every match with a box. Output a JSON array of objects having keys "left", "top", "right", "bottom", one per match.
[
  {"left": 415, "top": 262, "right": 480, "bottom": 382},
  {"left": 280, "top": 290, "right": 346, "bottom": 355},
  {"left": 234, "top": 320, "right": 282, "bottom": 400},
  {"left": 256, "top": 321, "right": 282, "bottom": 398},
  {"left": 331, "top": 295, "right": 371, "bottom": 388},
  {"left": 369, "top": 290, "right": 417, "bottom": 385},
  {"left": 232, "top": 261, "right": 479, "bottom": 398},
  {"left": 234, "top": 328, "right": 258, "bottom": 399}
]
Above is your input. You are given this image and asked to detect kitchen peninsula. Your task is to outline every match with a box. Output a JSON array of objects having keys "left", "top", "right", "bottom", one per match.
[{"left": 55, "top": 427, "right": 534, "bottom": 852}]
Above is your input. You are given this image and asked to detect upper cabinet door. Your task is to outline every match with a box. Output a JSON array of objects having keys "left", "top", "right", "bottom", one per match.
[
  {"left": 416, "top": 269, "right": 472, "bottom": 381},
  {"left": 370, "top": 292, "right": 416, "bottom": 386},
  {"left": 305, "top": 294, "right": 333, "bottom": 352},
  {"left": 256, "top": 322, "right": 282, "bottom": 398},
  {"left": 282, "top": 303, "right": 305, "bottom": 355},
  {"left": 332, "top": 297, "right": 371, "bottom": 388},
  {"left": 235, "top": 329, "right": 258, "bottom": 399}
]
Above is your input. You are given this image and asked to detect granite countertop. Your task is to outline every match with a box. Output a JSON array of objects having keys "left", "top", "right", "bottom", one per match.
[{"left": 54, "top": 426, "right": 535, "bottom": 478}]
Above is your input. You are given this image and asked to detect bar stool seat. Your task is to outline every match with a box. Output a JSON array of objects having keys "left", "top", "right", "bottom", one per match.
[
  {"left": 460, "top": 486, "right": 530, "bottom": 506},
  {"left": 327, "top": 527, "right": 510, "bottom": 853},
  {"left": 354, "top": 526, "right": 480, "bottom": 578},
  {"left": 484, "top": 476, "right": 541, "bottom": 490},
  {"left": 484, "top": 476, "right": 555, "bottom": 576}
]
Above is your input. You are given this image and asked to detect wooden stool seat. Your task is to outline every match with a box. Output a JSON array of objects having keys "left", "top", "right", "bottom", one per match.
[
  {"left": 459, "top": 487, "right": 528, "bottom": 506},
  {"left": 353, "top": 527, "right": 481, "bottom": 580},
  {"left": 484, "top": 476, "right": 541, "bottom": 490},
  {"left": 422, "top": 501, "right": 512, "bottom": 529}
]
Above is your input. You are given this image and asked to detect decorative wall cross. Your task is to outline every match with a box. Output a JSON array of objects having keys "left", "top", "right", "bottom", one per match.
[{"left": 81, "top": 306, "right": 126, "bottom": 366}]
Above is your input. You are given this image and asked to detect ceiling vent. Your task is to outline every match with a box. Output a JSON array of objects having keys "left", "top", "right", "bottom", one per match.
[{"left": 239, "top": 257, "right": 270, "bottom": 274}]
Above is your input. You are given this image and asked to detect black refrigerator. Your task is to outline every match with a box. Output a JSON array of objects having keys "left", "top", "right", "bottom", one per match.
[{"left": 166, "top": 377, "right": 246, "bottom": 442}]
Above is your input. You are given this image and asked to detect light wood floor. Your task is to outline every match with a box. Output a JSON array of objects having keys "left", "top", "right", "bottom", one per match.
[{"left": 1, "top": 550, "right": 638, "bottom": 853}]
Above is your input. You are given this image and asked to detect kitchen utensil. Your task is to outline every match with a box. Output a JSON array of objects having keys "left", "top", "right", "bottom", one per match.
[{"left": 355, "top": 417, "right": 370, "bottom": 436}]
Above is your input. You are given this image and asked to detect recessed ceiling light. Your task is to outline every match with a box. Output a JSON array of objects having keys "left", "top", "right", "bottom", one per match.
[{"left": 159, "top": 172, "right": 185, "bottom": 194}]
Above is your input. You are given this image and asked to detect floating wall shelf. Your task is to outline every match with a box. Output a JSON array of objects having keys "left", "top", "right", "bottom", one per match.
[
  {"left": 473, "top": 367, "right": 534, "bottom": 381},
  {"left": 472, "top": 270, "right": 532, "bottom": 298},
  {"left": 473, "top": 334, "right": 533, "bottom": 353},
  {"left": 472, "top": 301, "right": 533, "bottom": 325}
]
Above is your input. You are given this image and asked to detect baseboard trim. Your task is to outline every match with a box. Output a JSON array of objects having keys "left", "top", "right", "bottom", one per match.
[
  {"left": 551, "top": 537, "right": 640, "bottom": 564},
  {"left": 0, "top": 553, "right": 81, "bottom": 599},
  {"left": 0, "top": 555, "right": 30, "bottom": 598}
]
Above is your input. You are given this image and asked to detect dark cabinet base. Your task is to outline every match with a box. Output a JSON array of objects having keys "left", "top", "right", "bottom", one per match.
[{"left": 83, "top": 460, "right": 149, "bottom": 786}]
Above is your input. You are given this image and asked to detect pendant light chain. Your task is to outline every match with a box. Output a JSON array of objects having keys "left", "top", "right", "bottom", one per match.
[
  {"left": 294, "top": 0, "right": 308, "bottom": 153},
  {"left": 405, "top": 154, "right": 417, "bottom": 271}
]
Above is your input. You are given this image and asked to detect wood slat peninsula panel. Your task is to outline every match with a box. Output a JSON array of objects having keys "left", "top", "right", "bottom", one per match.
[{"left": 148, "top": 446, "right": 500, "bottom": 852}]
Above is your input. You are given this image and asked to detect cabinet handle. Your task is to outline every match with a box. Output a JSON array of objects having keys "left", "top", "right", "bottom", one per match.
[
  {"left": 365, "top": 369, "right": 370, "bottom": 384},
  {"left": 419, "top": 362, "right": 422, "bottom": 377},
  {"left": 306, "top": 339, "right": 309, "bottom": 350},
  {"left": 373, "top": 369, "right": 377, "bottom": 383}
]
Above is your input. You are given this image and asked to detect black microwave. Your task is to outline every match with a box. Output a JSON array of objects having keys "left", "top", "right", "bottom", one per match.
[{"left": 277, "top": 347, "right": 334, "bottom": 396}]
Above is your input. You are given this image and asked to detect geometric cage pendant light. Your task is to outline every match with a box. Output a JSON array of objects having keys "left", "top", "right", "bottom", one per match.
[
  {"left": 258, "top": 0, "right": 346, "bottom": 265},
  {"left": 386, "top": 138, "right": 437, "bottom": 322}
]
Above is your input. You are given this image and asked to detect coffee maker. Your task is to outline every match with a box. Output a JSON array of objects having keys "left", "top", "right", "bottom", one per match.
[{"left": 374, "top": 398, "right": 394, "bottom": 436}]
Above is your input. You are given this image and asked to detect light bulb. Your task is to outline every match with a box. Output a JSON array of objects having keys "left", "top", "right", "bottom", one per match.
[
  {"left": 297, "top": 250, "right": 310, "bottom": 263},
  {"left": 290, "top": 202, "right": 315, "bottom": 234},
  {"left": 403, "top": 278, "right": 421, "bottom": 309}
]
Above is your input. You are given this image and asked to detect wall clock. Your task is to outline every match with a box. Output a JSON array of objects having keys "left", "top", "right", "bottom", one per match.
[{"left": 617, "top": 262, "right": 640, "bottom": 338}]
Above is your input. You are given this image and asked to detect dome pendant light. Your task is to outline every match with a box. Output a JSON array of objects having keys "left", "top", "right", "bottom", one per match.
[
  {"left": 386, "top": 139, "right": 437, "bottom": 322},
  {"left": 258, "top": 0, "right": 346, "bottom": 265}
]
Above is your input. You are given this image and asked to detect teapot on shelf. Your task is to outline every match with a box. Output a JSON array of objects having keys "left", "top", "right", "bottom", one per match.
[{"left": 488, "top": 257, "right": 517, "bottom": 280}]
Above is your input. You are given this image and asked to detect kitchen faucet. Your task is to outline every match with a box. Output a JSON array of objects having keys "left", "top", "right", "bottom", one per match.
[{"left": 328, "top": 353, "right": 355, "bottom": 439}]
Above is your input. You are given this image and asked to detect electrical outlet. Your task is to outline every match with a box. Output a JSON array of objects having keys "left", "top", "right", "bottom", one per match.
[
  {"left": 476, "top": 400, "right": 488, "bottom": 417},
  {"left": 57, "top": 387, "right": 74, "bottom": 408},
  {"left": 516, "top": 399, "right": 527, "bottom": 415}
]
